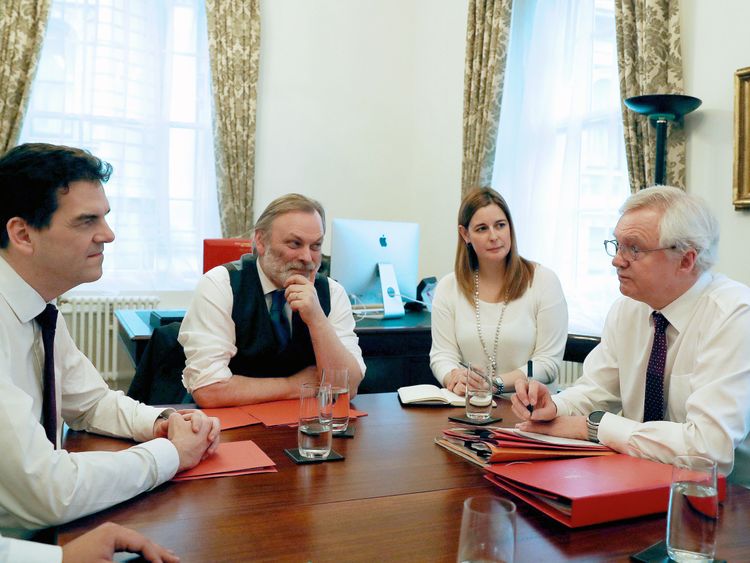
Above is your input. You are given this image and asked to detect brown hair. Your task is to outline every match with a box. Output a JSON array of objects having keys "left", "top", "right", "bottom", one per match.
[
  {"left": 454, "top": 187, "right": 535, "bottom": 302},
  {"left": 252, "top": 193, "right": 325, "bottom": 251}
]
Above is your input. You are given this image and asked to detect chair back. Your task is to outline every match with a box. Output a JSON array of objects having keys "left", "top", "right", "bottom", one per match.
[{"left": 563, "top": 334, "right": 601, "bottom": 363}]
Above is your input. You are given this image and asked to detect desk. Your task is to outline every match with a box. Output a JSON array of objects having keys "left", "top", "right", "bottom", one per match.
[
  {"left": 115, "top": 309, "right": 434, "bottom": 392},
  {"left": 59, "top": 394, "right": 750, "bottom": 561}
]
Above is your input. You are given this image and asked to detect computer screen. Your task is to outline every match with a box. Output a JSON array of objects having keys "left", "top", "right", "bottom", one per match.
[{"left": 330, "top": 218, "right": 420, "bottom": 311}]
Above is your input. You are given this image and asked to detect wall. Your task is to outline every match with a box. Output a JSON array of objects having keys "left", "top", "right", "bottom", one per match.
[
  {"left": 254, "top": 0, "right": 467, "bottom": 284},
  {"left": 681, "top": 0, "right": 750, "bottom": 284}
]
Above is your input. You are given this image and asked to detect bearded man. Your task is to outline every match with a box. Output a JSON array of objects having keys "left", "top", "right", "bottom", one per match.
[{"left": 179, "top": 194, "right": 365, "bottom": 406}]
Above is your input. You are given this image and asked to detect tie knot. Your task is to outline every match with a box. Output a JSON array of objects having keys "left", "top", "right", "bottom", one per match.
[
  {"left": 36, "top": 303, "right": 59, "bottom": 332},
  {"left": 652, "top": 311, "right": 668, "bottom": 334}
]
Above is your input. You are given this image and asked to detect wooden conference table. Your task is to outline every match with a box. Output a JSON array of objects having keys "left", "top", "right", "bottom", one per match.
[{"left": 59, "top": 394, "right": 750, "bottom": 562}]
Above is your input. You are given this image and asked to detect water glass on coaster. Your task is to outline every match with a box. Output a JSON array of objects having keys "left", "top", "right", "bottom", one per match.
[
  {"left": 297, "top": 383, "right": 333, "bottom": 459},
  {"left": 666, "top": 455, "right": 719, "bottom": 562},
  {"left": 457, "top": 496, "right": 516, "bottom": 563},
  {"left": 322, "top": 367, "right": 350, "bottom": 434},
  {"left": 465, "top": 363, "right": 493, "bottom": 421}
]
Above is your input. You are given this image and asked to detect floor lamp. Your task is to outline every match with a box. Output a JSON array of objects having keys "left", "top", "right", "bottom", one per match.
[{"left": 624, "top": 94, "right": 702, "bottom": 186}]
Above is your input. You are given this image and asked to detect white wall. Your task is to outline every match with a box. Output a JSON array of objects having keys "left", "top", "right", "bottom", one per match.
[
  {"left": 681, "top": 0, "right": 750, "bottom": 284},
  {"left": 254, "top": 0, "right": 467, "bottom": 284}
]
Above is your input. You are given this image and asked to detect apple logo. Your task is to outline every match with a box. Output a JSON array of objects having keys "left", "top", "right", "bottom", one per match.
[{"left": 379, "top": 234, "right": 387, "bottom": 247}]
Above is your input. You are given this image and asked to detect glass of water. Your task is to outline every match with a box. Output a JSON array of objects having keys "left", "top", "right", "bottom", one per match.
[
  {"left": 457, "top": 496, "right": 516, "bottom": 563},
  {"left": 322, "top": 367, "right": 350, "bottom": 433},
  {"left": 666, "top": 455, "right": 719, "bottom": 562},
  {"left": 465, "top": 363, "right": 493, "bottom": 420},
  {"left": 297, "top": 383, "right": 333, "bottom": 459}
]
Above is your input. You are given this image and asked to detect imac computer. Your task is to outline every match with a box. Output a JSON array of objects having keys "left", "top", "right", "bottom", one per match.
[{"left": 330, "top": 218, "right": 420, "bottom": 318}]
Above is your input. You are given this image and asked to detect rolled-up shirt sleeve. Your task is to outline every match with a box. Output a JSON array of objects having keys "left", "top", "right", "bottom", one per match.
[{"left": 179, "top": 267, "right": 238, "bottom": 393}]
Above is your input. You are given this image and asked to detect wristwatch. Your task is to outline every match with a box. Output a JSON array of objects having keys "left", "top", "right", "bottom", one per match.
[
  {"left": 491, "top": 376, "right": 505, "bottom": 395},
  {"left": 586, "top": 410, "right": 605, "bottom": 443}
]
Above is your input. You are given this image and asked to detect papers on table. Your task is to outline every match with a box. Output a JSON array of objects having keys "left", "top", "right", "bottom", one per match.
[
  {"left": 240, "top": 399, "right": 368, "bottom": 427},
  {"left": 202, "top": 400, "right": 368, "bottom": 429},
  {"left": 201, "top": 407, "right": 261, "bottom": 430},
  {"left": 173, "top": 440, "right": 276, "bottom": 481}
]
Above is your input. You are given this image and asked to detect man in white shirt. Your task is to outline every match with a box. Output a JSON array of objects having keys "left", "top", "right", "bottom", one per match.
[
  {"left": 179, "top": 193, "right": 365, "bottom": 407},
  {"left": 0, "top": 143, "right": 220, "bottom": 535},
  {"left": 513, "top": 186, "right": 750, "bottom": 486},
  {"left": 1, "top": 522, "right": 178, "bottom": 563}
]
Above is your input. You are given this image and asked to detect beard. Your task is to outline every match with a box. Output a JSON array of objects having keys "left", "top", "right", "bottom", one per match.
[{"left": 261, "top": 246, "right": 318, "bottom": 286}]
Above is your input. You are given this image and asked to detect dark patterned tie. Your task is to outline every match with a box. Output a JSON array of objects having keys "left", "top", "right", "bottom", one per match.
[
  {"left": 270, "top": 290, "right": 290, "bottom": 349},
  {"left": 643, "top": 311, "right": 669, "bottom": 422},
  {"left": 35, "top": 304, "right": 59, "bottom": 446}
]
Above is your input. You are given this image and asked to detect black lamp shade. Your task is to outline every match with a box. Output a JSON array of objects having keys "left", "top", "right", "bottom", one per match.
[{"left": 624, "top": 94, "right": 702, "bottom": 121}]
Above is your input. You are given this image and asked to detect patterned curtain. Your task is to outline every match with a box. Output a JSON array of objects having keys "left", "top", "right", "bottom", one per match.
[
  {"left": 205, "top": 0, "right": 261, "bottom": 237},
  {"left": 462, "top": 0, "right": 513, "bottom": 194},
  {"left": 0, "top": 0, "right": 50, "bottom": 153},
  {"left": 614, "top": 0, "right": 685, "bottom": 192}
]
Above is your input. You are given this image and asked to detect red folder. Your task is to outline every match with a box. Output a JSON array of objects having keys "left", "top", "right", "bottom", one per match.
[
  {"left": 485, "top": 454, "right": 726, "bottom": 528},
  {"left": 203, "top": 238, "right": 252, "bottom": 273}
]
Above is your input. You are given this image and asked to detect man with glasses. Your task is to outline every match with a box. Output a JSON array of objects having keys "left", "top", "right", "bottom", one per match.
[{"left": 512, "top": 186, "right": 750, "bottom": 486}]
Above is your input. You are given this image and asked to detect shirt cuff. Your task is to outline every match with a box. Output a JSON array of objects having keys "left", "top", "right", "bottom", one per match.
[
  {"left": 597, "top": 412, "right": 638, "bottom": 451},
  {"left": 7, "top": 538, "right": 62, "bottom": 563},
  {"left": 133, "top": 437, "right": 180, "bottom": 485}
]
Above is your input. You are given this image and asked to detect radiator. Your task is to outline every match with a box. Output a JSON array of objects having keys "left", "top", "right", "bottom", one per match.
[
  {"left": 57, "top": 296, "right": 160, "bottom": 382},
  {"left": 558, "top": 360, "right": 584, "bottom": 389}
]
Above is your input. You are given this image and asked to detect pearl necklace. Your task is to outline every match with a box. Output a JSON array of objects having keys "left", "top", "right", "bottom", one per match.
[{"left": 474, "top": 269, "right": 508, "bottom": 378}]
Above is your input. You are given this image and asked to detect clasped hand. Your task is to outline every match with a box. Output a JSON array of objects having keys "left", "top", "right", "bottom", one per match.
[{"left": 153, "top": 410, "right": 221, "bottom": 470}]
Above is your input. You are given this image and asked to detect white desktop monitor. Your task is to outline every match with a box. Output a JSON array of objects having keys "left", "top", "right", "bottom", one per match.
[{"left": 330, "top": 218, "right": 420, "bottom": 315}]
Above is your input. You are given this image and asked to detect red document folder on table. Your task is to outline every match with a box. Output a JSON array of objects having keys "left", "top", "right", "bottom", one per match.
[
  {"left": 485, "top": 454, "right": 726, "bottom": 528},
  {"left": 173, "top": 440, "right": 276, "bottom": 481},
  {"left": 201, "top": 407, "right": 261, "bottom": 430},
  {"left": 239, "top": 399, "right": 368, "bottom": 427}
]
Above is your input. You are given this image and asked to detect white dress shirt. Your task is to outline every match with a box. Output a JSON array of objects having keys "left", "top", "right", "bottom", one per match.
[
  {"left": 0, "top": 532, "right": 60, "bottom": 563},
  {"left": 429, "top": 264, "right": 568, "bottom": 390},
  {"left": 0, "top": 256, "right": 179, "bottom": 534},
  {"left": 553, "top": 272, "right": 750, "bottom": 485},
  {"left": 179, "top": 264, "right": 366, "bottom": 393}
]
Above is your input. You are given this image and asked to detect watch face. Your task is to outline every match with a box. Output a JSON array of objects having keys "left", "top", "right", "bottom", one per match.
[{"left": 589, "top": 410, "right": 606, "bottom": 424}]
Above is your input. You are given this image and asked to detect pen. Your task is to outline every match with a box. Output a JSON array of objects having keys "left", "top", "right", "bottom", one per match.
[{"left": 526, "top": 360, "right": 534, "bottom": 414}]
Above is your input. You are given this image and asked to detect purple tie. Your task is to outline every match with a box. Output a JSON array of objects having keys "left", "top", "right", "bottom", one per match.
[
  {"left": 35, "top": 304, "right": 58, "bottom": 446},
  {"left": 643, "top": 311, "right": 669, "bottom": 422}
]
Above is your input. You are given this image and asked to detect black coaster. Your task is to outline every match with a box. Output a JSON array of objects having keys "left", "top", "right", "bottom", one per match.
[
  {"left": 333, "top": 426, "right": 356, "bottom": 438},
  {"left": 284, "top": 448, "right": 345, "bottom": 464},
  {"left": 448, "top": 415, "right": 503, "bottom": 426},
  {"left": 630, "top": 540, "right": 726, "bottom": 563}
]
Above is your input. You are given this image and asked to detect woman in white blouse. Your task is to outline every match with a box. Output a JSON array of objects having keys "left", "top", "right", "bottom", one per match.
[{"left": 429, "top": 187, "right": 568, "bottom": 396}]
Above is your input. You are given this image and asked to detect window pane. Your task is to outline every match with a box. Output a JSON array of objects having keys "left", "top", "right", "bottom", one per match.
[
  {"left": 20, "top": 0, "right": 220, "bottom": 292},
  {"left": 493, "top": 0, "right": 629, "bottom": 335}
]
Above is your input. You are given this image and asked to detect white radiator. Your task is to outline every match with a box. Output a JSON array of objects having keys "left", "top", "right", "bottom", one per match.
[
  {"left": 558, "top": 360, "right": 584, "bottom": 389},
  {"left": 57, "top": 296, "right": 160, "bottom": 382}
]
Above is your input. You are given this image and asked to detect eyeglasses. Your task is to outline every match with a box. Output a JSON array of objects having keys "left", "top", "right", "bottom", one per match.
[{"left": 603, "top": 239, "right": 677, "bottom": 262}]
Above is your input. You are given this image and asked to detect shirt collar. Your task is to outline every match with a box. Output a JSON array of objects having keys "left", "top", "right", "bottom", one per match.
[
  {"left": 657, "top": 271, "right": 713, "bottom": 334},
  {"left": 0, "top": 254, "right": 49, "bottom": 324},
  {"left": 256, "top": 258, "right": 281, "bottom": 296}
]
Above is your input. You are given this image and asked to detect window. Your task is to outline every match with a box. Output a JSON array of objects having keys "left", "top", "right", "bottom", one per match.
[
  {"left": 20, "top": 0, "right": 220, "bottom": 292},
  {"left": 492, "top": 0, "right": 629, "bottom": 334}
]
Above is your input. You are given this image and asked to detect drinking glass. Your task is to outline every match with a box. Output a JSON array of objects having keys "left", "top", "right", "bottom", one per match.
[
  {"left": 457, "top": 496, "right": 516, "bottom": 563},
  {"left": 322, "top": 367, "right": 350, "bottom": 433},
  {"left": 297, "top": 383, "right": 333, "bottom": 459},
  {"left": 666, "top": 455, "right": 719, "bottom": 562},
  {"left": 465, "top": 363, "right": 493, "bottom": 420}
]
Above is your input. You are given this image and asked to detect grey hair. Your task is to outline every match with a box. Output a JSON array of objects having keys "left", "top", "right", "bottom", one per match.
[
  {"left": 252, "top": 193, "right": 326, "bottom": 252},
  {"left": 620, "top": 185, "right": 719, "bottom": 273}
]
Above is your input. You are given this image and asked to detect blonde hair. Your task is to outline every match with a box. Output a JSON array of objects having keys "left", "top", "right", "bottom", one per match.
[{"left": 454, "top": 187, "right": 535, "bottom": 302}]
